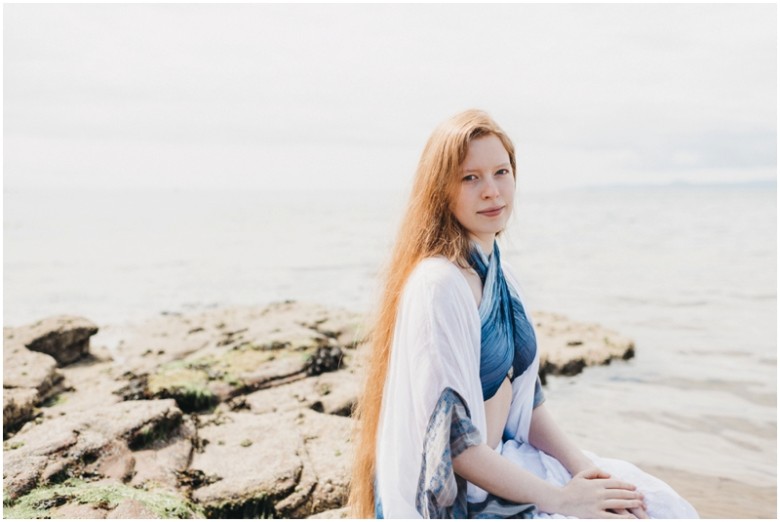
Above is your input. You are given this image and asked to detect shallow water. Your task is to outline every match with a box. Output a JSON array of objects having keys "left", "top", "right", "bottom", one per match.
[{"left": 4, "top": 184, "right": 776, "bottom": 502}]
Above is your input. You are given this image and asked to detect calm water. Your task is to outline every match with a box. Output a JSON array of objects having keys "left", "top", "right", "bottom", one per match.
[{"left": 4, "top": 184, "right": 777, "bottom": 489}]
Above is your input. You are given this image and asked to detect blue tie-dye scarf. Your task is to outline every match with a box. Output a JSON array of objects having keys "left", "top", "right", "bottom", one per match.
[{"left": 468, "top": 241, "right": 537, "bottom": 401}]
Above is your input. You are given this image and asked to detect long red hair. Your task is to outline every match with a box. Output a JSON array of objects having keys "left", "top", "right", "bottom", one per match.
[{"left": 348, "top": 109, "right": 517, "bottom": 517}]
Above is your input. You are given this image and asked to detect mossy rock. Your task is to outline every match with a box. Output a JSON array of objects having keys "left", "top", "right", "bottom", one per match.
[
  {"left": 147, "top": 345, "right": 311, "bottom": 412},
  {"left": 203, "top": 495, "right": 276, "bottom": 519},
  {"left": 216, "top": 347, "right": 281, "bottom": 377},
  {"left": 2, "top": 478, "right": 203, "bottom": 519},
  {"left": 148, "top": 366, "right": 209, "bottom": 392},
  {"left": 148, "top": 367, "right": 216, "bottom": 413}
]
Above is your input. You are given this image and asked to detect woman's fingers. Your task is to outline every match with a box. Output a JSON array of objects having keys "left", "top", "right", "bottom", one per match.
[
  {"left": 629, "top": 507, "right": 650, "bottom": 519},
  {"left": 605, "top": 488, "right": 644, "bottom": 500},
  {"left": 603, "top": 499, "right": 645, "bottom": 511},
  {"left": 602, "top": 478, "right": 638, "bottom": 491}
]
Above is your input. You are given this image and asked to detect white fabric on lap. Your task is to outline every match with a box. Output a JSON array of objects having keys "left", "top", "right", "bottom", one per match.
[{"left": 500, "top": 441, "right": 699, "bottom": 518}]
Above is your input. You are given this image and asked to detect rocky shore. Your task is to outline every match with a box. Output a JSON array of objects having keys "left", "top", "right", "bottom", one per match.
[{"left": 3, "top": 301, "right": 634, "bottom": 519}]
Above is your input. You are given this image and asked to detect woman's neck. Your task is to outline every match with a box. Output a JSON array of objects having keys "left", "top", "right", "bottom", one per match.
[{"left": 470, "top": 234, "right": 496, "bottom": 256}]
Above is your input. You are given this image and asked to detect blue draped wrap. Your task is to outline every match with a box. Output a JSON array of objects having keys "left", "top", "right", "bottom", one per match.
[{"left": 468, "top": 241, "right": 538, "bottom": 401}]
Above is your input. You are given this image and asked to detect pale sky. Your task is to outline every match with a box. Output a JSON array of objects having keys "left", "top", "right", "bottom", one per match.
[{"left": 3, "top": 3, "right": 777, "bottom": 192}]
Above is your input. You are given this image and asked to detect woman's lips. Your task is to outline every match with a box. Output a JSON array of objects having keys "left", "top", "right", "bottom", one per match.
[{"left": 478, "top": 206, "right": 504, "bottom": 217}]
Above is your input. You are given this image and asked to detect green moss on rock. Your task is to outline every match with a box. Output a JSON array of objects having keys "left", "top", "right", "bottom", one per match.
[
  {"left": 3, "top": 440, "right": 25, "bottom": 451},
  {"left": 148, "top": 366, "right": 217, "bottom": 413},
  {"left": 3, "top": 478, "right": 203, "bottom": 519}
]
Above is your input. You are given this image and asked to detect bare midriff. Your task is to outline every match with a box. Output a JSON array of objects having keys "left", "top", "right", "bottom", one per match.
[{"left": 484, "top": 375, "right": 512, "bottom": 449}]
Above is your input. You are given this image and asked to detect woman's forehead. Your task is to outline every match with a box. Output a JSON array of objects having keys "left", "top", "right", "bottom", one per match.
[{"left": 462, "top": 135, "right": 510, "bottom": 170}]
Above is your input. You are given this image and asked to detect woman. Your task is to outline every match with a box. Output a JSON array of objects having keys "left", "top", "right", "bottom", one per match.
[{"left": 349, "top": 110, "right": 698, "bottom": 518}]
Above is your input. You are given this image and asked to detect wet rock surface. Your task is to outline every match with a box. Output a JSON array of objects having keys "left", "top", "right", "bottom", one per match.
[
  {"left": 3, "top": 300, "right": 631, "bottom": 518},
  {"left": 533, "top": 311, "right": 635, "bottom": 383}
]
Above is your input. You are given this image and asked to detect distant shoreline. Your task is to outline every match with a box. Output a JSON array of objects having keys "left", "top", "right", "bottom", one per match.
[{"left": 569, "top": 179, "right": 777, "bottom": 190}]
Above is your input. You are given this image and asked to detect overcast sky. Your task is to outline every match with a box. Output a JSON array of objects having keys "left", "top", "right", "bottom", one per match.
[{"left": 4, "top": 3, "right": 777, "bottom": 192}]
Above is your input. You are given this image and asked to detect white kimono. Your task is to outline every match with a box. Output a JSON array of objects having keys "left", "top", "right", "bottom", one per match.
[{"left": 375, "top": 256, "right": 698, "bottom": 519}]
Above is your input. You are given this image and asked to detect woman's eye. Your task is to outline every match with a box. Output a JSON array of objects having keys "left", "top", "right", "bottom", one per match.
[
  {"left": 462, "top": 174, "right": 477, "bottom": 182},
  {"left": 496, "top": 169, "right": 510, "bottom": 176}
]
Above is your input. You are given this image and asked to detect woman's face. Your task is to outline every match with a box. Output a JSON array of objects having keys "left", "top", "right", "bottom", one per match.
[{"left": 450, "top": 134, "right": 515, "bottom": 254}]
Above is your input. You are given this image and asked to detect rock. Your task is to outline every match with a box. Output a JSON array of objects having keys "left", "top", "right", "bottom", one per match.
[
  {"left": 298, "top": 307, "right": 368, "bottom": 349},
  {"left": 89, "top": 399, "right": 183, "bottom": 448},
  {"left": 123, "top": 301, "right": 355, "bottom": 360},
  {"left": 20, "top": 315, "right": 99, "bottom": 366},
  {"left": 51, "top": 502, "right": 109, "bottom": 518},
  {"left": 188, "top": 409, "right": 352, "bottom": 518},
  {"left": 294, "top": 410, "right": 353, "bottom": 514},
  {"left": 533, "top": 311, "right": 635, "bottom": 380},
  {"left": 3, "top": 400, "right": 182, "bottom": 501},
  {"left": 130, "top": 416, "right": 196, "bottom": 490},
  {"left": 189, "top": 411, "right": 304, "bottom": 517},
  {"left": 2, "top": 333, "right": 66, "bottom": 436},
  {"left": 244, "top": 368, "right": 358, "bottom": 418},
  {"left": 255, "top": 409, "right": 353, "bottom": 517},
  {"left": 313, "top": 370, "right": 360, "bottom": 416},
  {"left": 304, "top": 346, "right": 345, "bottom": 377},
  {"left": 145, "top": 351, "right": 310, "bottom": 413},
  {"left": 103, "top": 302, "right": 364, "bottom": 413},
  {"left": 40, "top": 357, "right": 125, "bottom": 422},
  {"left": 94, "top": 440, "right": 136, "bottom": 483},
  {"left": 3, "top": 387, "right": 39, "bottom": 436},
  {"left": 101, "top": 302, "right": 352, "bottom": 376},
  {"left": 107, "top": 498, "right": 160, "bottom": 519},
  {"left": 3, "top": 338, "right": 63, "bottom": 399},
  {"left": 2, "top": 455, "right": 48, "bottom": 503},
  {"left": 4, "top": 478, "right": 203, "bottom": 519},
  {"left": 274, "top": 453, "right": 318, "bottom": 517},
  {"left": 243, "top": 378, "right": 314, "bottom": 415}
]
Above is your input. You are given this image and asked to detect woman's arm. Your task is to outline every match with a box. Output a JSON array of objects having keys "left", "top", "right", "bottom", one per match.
[
  {"left": 528, "top": 403, "right": 595, "bottom": 476},
  {"left": 452, "top": 444, "right": 644, "bottom": 518},
  {"left": 527, "top": 403, "right": 649, "bottom": 518}
]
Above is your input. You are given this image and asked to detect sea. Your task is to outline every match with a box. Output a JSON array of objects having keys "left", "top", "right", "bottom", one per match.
[{"left": 3, "top": 184, "right": 777, "bottom": 504}]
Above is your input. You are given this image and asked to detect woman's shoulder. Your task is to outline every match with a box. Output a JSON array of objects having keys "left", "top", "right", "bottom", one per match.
[
  {"left": 408, "top": 256, "right": 463, "bottom": 287},
  {"left": 397, "top": 256, "right": 480, "bottom": 339},
  {"left": 403, "top": 256, "right": 472, "bottom": 302}
]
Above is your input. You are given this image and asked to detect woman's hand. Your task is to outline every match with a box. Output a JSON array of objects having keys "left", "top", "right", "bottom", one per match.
[
  {"left": 588, "top": 468, "right": 649, "bottom": 518},
  {"left": 552, "top": 468, "right": 646, "bottom": 518}
]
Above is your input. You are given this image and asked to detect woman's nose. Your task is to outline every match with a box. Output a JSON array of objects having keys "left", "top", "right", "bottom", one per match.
[{"left": 482, "top": 178, "right": 500, "bottom": 199}]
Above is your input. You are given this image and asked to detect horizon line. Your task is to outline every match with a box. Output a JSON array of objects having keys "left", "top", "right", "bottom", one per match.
[{"left": 3, "top": 178, "right": 777, "bottom": 194}]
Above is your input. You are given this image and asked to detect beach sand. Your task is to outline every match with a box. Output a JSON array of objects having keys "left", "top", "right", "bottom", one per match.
[
  {"left": 543, "top": 365, "right": 777, "bottom": 519},
  {"left": 647, "top": 466, "right": 776, "bottom": 519}
]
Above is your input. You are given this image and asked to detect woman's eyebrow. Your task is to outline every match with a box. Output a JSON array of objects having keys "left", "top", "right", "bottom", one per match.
[
  {"left": 463, "top": 161, "right": 512, "bottom": 172},
  {"left": 463, "top": 163, "right": 511, "bottom": 173}
]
